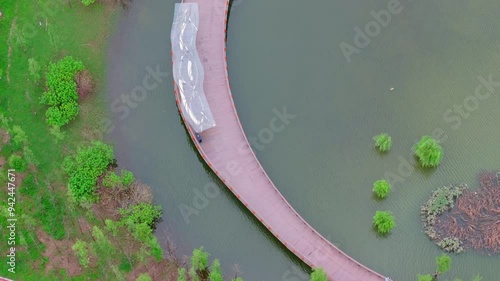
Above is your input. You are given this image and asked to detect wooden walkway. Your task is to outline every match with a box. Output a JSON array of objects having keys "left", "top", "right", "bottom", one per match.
[{"left": 172, "top": 1, "right": 390, "bottom": 280}]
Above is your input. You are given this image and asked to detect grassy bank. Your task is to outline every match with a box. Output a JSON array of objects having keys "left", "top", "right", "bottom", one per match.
[{"left": 0, "top": 0, "right": 174, "bottom": 280}]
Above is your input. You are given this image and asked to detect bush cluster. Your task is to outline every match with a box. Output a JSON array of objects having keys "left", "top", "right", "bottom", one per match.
[
  {"left": 373, "top": 133, "right": 392, "bottom": 152},
  {"left": 413, "top": 136, "right": 443, "bottom": 168},
  {"left": 62, "top": 141, "right": 114, "bottom": 202},
  {"left": 437, "top": 237, "right": 464, "bottom": 254},
  {"left": 373, "top": 211, "right": 395, "bottom": 234},
  {"left": 373, "top": 179, "right": 391, "bottom": 199},
  {"left": 40, "top": 56, "right": 84, "bottom": 127}
]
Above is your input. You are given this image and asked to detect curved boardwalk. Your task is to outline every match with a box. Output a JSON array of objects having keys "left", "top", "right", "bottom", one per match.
[{"left": 172, "top": 1, "right": 390, "bottom": 280}]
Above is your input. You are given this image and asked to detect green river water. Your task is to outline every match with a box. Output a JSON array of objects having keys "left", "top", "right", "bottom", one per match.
[{"left": 106, "top": 0, "right": 500, "bottom": 280}]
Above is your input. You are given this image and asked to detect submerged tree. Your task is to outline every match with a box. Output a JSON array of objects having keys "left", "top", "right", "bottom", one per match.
[
  {"left": 417, "top": 274, "right": 433, "bottom": 281},
  {"left": 435, "top": 254, "right": 451, "bottom": 276},
  {"left": 209, "top": 259, "right": 224, "bottom": 281},
  {"left": 413, "top": 136, "right": 443, "bottom": 168},
  {"left": 310, "top": 267, "right": 328, "bottom": 281},
  {"left": 191, "top": 246, "right": 209, "bottom": 271},
  {"left": 373, "top": 179, "right": 391, "bottom": 199},
  {"left": 373, "top": 133, "right": 392, "bottom": 152},
  {"left": 177, "top": 268, "right": 187, "bottom": 281},
  {"left": 373, "top": 211, "right": 395, "bottom": 234}
]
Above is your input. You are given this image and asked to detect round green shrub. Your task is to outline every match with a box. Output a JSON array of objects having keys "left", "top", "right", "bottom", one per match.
[
  {"left": 9, "top": 154, "right": 27, "bottom": 171},
  {"left": 373, "top": 179, "right": 391, "bottom": 199},
  {"left": 373, "top": 210, "right": 395, "bottom": 234},
  {"left": 121, "top": 170, "right": 135, "bottom": 186},
  {"left": 373, "top": 133, "right": 392, "bottom": 152},
  {"left": 413, "top": 136, "right": 443, "bottom": 168}
]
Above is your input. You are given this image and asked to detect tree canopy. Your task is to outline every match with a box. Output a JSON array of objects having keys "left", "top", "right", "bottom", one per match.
[
  {"left": 40, "top": 56, "right": 84, "bottom": 127},
  {"left": 62, "top": 141, "right": 114, "bottom": 202}
]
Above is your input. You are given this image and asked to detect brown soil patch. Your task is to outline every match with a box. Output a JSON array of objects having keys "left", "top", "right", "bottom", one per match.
[
  {"left": 0, "top": 156, "right": 6, "bottom": 167},
  {"left": 6, "top": 16, "right": 17, "bottom": 84},
  {"left": 77, "top": 218, "right": 93, "bottom": 235},
  {"left": 127, "top": 258, "right": 178, "bottom": 281},
  {"left": 36, "top": 229, "right": 82, "bottom": 277},
  {"left": 436, "top": 172, "right": 500, "bottom": 254},
  {"left": 76, "top": 70, "right": 94, "bottom": 100},
  {"left": 0, "top": 129, "right": 10, "bottom": 144}
]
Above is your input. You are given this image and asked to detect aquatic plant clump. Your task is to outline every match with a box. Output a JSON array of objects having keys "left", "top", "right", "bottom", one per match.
[
  {"left": 413, "top": 136, "right": 443, "bottom": 167},
  {"left": 436, "top": 172, "right": 500, "bottom": 254},
  {"left": 373, "top": 179, "right": 391, "bottom": 199},
  {"left": 373, "top": 133, "right": 392, "bottom": 152},
  {"left": 420, "top": 184, "right": 466, "bottom": 252},
  {"left": 437, "top": 237, "right": 464, "bottom": 253},
  {"left": 373, "top": 211, "right": 395, "bottom": 234}
]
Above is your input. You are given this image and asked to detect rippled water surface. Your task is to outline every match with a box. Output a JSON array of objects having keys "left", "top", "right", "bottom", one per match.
[{"left": 107, "top": 0, "right": 500, "bottom": 280}]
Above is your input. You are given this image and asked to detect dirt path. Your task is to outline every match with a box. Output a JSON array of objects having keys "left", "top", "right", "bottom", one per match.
[{"left": 6, "top": 16, "right": 18, "bottom": 84}]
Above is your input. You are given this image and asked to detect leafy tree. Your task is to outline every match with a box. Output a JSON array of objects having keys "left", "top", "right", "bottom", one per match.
[
  {"left": 62, "top": 141, "right": 114, "bottom": 202},
  {"left": 91, "top": 226, "right": 115, "bottom": 255},
  {"left": 119, "top": 256, "right": 133, "bottom": 272},
  {"left": 373, "top": 133, "right": 392, "bottom": 152},
  {"left": 0, "top": 114, "right": 9, "bottom": 130},
  {"left": 103, "top": 171, "right": 121, "bottom": 188},
  {"left": 121, "top": 170, "right": 135, "bottom": 186},
  {"left": 11, "top": 125, "right": 27, "bottom": 147},
  {"left": 136, "top": 273, "right": 152, "bottom": 281},
  {"left": 82, "top": 0, "right": 96, "bottom": 6},
  {"left": 20, "top": 174, "right": 37, "bottom": 196},
  {"left": 40, "top": 56, "right": 84, "bottom": 127},
  {"left": 413, "top": 136, "right": 443, "bottom": 168},
  {"left": 177, "top": 268, "right": 187, "bottom": 281},
  {"left": 23, "top": 146, "right": 39, "bottom": 166},
  {"left": 104, "top": 219, "right": 119, "bottom": 237},
  {"left": 111, "top": 264, "right": 127, "bottom": 281},
  {"left": 191, "top": 246, "right": 209, "bottom": 271},
  {"left": 373, "top": 211, "right": 395, "bottom": 234},
  {"left": 9, "top": 154, "right": 27, "bottom": 171},
  {"left": 136, "top": 246, "right": 149, "bottom": 263},
  {"left": 417, "top": 274, "right": 433, "bottom": 281},
  {"left": 28, "top": 58, "right": 41, "bottom": 83},
  {"left": 373, "top": 179, "right": 391, "bottom": 199},
  {"left": 71, "top": 240, "right": 90, "bottom": 268},
  {"left": 209, "top": 259, "right": 223, "bottom": 281},
  {"left": 119, "top": 202, "right": 162, "bottom": 230},
  {"left": 49, "top": 125, "right": 66, "bottom": 141},
  {"left": 146, "top": 236, "right": 163, "bottom": 261},
  {"left": 189, "top": 267, "right": 200, "bottom": 281},
  {"left": 310, "top": 267, "right": 328, "bottom": 281},
  {"left": 436, "top": 254, "right": 451, "bottom": 275},
  {"left": 129, "top": 222, "right": 153, "bottom": 242}
]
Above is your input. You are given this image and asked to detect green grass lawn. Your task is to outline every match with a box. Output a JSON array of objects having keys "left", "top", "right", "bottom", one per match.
[{"left": 0, "top": 0, "right": 129, "bottom": 279}]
